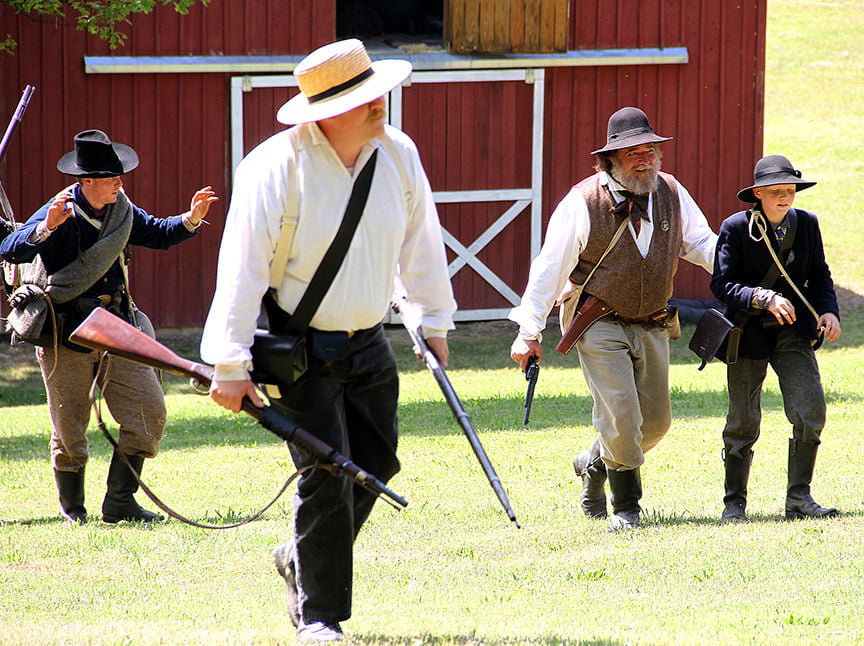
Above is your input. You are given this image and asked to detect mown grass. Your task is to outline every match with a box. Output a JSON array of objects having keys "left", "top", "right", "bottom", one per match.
[{"left": 2, "top": 1, "right": 864, "bottom": 644}]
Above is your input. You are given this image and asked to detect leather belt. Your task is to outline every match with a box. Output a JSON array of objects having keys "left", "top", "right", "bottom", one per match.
[{"left": 614, "top": 308, "right": 671, "bottom": 327}]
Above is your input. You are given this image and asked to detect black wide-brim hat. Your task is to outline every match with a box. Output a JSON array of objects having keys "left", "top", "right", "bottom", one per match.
[
  {"left": 737, "top": 154, "right": 816, "bottom": 203},
  {"left": 56, "top": 129, "right": 139, "bottom": 177},
  {"left": 591, "top": 106, "right": 672, "bottom": 155}
]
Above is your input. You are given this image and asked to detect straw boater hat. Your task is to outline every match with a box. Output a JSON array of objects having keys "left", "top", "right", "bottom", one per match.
[
  {"left": 277, "top": 39, "right": 412, "bottom": 125},
  {"left": 737, "top": 154, "right": 816, "bottom": 203},
  {"left": 56, "top": 130, "right": 139, "bottom": 177},
  {"left": 591, "top": 106, "right": 672, "bottom": 155}
]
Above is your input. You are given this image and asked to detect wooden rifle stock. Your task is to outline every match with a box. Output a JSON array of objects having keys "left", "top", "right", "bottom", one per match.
[{"left": 69, "top": 308, "right": 408, "bottom": 509}]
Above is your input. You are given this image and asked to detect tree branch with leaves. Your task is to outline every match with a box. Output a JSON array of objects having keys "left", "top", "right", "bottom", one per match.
[{"left": 2, "top": 0, "right": 211, "bottom": 53}]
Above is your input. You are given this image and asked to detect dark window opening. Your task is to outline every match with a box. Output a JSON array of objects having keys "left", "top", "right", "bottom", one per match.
[{"left": 337, "top": 0, "right": 444, "bottom": 50}]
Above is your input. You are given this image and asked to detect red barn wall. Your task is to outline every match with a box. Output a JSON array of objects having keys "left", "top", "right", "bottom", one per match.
[{"left": 0, "top": 0, "right": 765, "bottom": 327}]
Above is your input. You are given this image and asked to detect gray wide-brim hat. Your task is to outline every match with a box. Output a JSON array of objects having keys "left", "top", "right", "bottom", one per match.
[
  {"left": 277, "top": 39, "right": 411, "bottom": 125},
  {"left": 590, "top": 106, "right": 672, "bottom": 155},
  {"left": 737, "top": 154, "right": 816, "bottom": 203},
  {"left": 56, "top": 129, "right": 139, "bottom": 177}
]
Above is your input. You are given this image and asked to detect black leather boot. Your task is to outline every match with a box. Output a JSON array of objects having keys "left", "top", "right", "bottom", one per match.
[
  {"left": 721, "top": 448, "right": 753, "bottom": 522},
  {"left": 54, "top": 467, "right": 87, "bottom": 524},
  {"left": 785, "top": 439, "right": 838, "bottom": 520},
  {"left": 573, "top": 439, "right": 607, "bottom": 518},
  {"left": 273, "top": 541, "right": 301, "bottom": 627},
  {"left": 607, "top": 467, "right": 642, "bottom": 530},
  {"left": 102, "top": 451, "right": 164, "bottom": 523}
]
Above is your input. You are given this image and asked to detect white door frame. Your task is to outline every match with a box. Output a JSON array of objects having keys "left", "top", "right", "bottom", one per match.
[{"left": 229, "top": 68, "right": 545, "bottom": 321}]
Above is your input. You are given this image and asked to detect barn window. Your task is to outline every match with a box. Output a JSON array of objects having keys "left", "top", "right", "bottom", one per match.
[
  {"left": 336, "top": 1, "right": 444, "bottom": 47},
  {"left": 336, "top": 0, "right": 568, "bottom": 54}
]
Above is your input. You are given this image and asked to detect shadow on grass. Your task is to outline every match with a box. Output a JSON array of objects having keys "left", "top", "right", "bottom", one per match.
[
  {"left": 639, "top": 507, "right": 864, "bottom": 528},
  {"left": 3, "top": 382, "right": 862, "bottom": 462},
  {"left": 352, "top": 634, "right": 624, "bottom": 646},
  {"left": 0, "top": 515, "right": 67, "bottom": 528}
]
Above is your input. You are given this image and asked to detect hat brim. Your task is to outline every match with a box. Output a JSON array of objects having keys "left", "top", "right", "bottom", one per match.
[
  {"left": 591, "top": 133, "right": 672, "bottom": 155},
  {"left": 737, "top": 177, "right": 816, "bottom": 203},
  {"left": 277, "top": 59, "right": 412, "bottom": 125},
  {"left": 56, "top": 143, "right": 139, "bottom": 177}
]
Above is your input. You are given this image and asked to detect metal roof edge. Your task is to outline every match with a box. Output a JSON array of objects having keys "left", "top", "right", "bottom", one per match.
[{"left": 84, "top": 47, "right": 688, "bottom": 74}]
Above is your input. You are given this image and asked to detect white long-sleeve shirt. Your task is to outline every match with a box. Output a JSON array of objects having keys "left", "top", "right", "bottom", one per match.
[
  {"left": 508, "top": 171, "right": 717, "bottom": 339},
  {"left": 201, "top": 122, "right": 456, "bottom": 379}
]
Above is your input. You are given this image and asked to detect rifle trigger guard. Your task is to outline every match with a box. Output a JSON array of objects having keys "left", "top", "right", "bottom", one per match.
[{"left": 189, "top": 378, "right": 209, "bottom": 394}]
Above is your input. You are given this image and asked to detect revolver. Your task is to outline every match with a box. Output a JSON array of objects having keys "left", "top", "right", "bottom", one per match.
[{"left": 523, "top": 355, "right": 540, "bottom": 425}]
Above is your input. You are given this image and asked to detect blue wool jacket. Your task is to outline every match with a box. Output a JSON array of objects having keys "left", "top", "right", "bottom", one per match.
[
  {"left": 710, "top": 207, "right": 838, "bottom": 359},
  {"left": 1, "top": 184, "right": 196, "bottom": 350}
]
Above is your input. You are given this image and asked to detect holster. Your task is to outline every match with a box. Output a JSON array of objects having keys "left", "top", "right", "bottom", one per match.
[
  {"left": 689, "top": 308, "right": 741, "bottom": 370},
  {"left": 555, "top": 295, "right": 613, "bottom": 355}
]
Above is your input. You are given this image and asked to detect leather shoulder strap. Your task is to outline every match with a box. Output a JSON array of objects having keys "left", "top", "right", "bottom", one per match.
[{"left": 272, "top": 149, "right": 379, "bottom": 335}]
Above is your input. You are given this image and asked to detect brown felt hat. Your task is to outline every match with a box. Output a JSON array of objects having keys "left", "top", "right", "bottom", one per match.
[{"left": 591, "top": 106, "right": 672, "bottom": 155}]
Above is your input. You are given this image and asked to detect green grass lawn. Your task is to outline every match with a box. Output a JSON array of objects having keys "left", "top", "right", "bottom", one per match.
[{"left": 2, "top": 0, "right": 864, "bottom": 644}]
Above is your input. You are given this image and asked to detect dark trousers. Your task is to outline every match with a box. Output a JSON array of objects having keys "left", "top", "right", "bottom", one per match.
[
  {"left": 723, "top": 327, "right": 825, "bottom": 458},
  {"left": 272, "top": 324, "right": 400, "bottom": 624}
]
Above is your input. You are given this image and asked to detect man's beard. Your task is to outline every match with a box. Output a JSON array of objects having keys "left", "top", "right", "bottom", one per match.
[{"left": 611, "top": 158, "right": 661, "bottom": 195}]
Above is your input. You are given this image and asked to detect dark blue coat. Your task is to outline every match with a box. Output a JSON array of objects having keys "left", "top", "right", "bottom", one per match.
[
  {"left": 710, "top": 208, "right": 838, "bottom": 359},
  {"left": 1, "top": 184, "right": 197, "bottom": 350}
]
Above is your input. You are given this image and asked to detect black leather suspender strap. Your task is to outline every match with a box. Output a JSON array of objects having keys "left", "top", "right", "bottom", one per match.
[{"left": 264, "top": 148, "right": 379, "bottom": 335}]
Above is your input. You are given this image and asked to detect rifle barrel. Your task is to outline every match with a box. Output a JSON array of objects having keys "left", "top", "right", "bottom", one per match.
[
  {"left": 0, "top": 85, "right": 36, "bottom": 167},
  {"left": 394, "top": 298, "right": 520, "bottom": 527}
]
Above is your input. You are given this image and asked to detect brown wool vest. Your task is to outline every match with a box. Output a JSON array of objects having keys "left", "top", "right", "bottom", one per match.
[{"left": 569, "top": 172, "right": 683, "bottom": 319}]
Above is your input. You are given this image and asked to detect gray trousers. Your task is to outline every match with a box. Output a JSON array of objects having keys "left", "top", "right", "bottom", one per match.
[
  {"left": 36, "top": 345, "right": 166, "bottom": 471},
  {"left": 576, "top": 319, "right": 672, "bottom": 470},
  {"left": 272, "top": 324, "right": 400, "bottom": 624},
  {"left": 723, "top": 327, "right": 825, "bottom": 458}
]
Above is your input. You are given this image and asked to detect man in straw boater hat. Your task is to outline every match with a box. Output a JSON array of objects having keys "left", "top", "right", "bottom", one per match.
[
  {"left": 201, "top": 39, "right": 455, "bottom": 642},
  {"left": 711, "top": 155, "right": 840, "bottom": 523},
  {"left": 509, "top": 107, "right": 717, "bottom": 530},
  {"left": 0, "top": 129, "right": 218, "bottom": 525}
]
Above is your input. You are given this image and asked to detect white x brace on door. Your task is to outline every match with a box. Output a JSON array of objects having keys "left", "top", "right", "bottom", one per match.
[{"left": 230, "top": 68, "right": 545, "bottom": 322}]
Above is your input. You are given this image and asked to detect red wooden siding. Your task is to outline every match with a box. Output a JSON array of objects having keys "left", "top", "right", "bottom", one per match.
[
  {"left": 0, "top": 1, "right": 336, "bottom": 327},
  {"left": 400, "top": 80, "right": 535, "bottom": 310},
  {"left": 1, "top": 0, "right": 766, "bottom": 327}
]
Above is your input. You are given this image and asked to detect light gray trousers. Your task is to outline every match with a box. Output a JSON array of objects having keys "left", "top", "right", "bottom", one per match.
[{"left": 576, "top": 318, "right": 672, "bottom": 470}]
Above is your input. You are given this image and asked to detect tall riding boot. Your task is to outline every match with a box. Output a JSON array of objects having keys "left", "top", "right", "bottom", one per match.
[
  {"left": 573, "top": 439, "right": 607, "bottom": 518},
  {"left": 721, "top": 448, "right": 753, "bottom": 522},
  {"left": 102, "top": 451, "right": 164, "bottom": 523},
  {"left": 54, "top": 467, "right": 88, "bottom": 524},
  {"left": 607, "top": 467, "right": 642, "bottom": 530},
  {"left": 785, "top": 439, "right": 838, "bottom": 520}
]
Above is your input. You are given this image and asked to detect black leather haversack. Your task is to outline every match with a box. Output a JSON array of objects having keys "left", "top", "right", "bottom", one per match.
[
  {"left": 249, "top": 330, "right": 308, "bottom": 386},
  {"left": 689, "top": 308, "right": 741, "bottom": 370}
]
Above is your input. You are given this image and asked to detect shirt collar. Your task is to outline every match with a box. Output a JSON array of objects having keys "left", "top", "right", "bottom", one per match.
[
  {"left": 304, "top": 121, "right": 383, "bottom": 175},
  {"left": 71, "top": 183, "right": 108, "bottom": 220},
  {"left": 601, "top": 171, "right": 627, "bottom": 202}
]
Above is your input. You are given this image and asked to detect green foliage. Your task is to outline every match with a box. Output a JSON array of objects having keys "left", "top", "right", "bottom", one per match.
[{"left": 2, "top": 0, "right": 210, "bottom": 51}]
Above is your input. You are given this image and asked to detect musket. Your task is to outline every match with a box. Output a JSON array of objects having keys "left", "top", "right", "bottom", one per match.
[
  {"left": 1, "top": 85, "right": 36, "bottom": 236},
  {"left": 392, "top": 295, "right": 520, "bottom": 528},
  {"left": 69, "top": 308, "right": 408, "bottom": 510},
  {"left": 0, "top": 85, "right": 36, "bottom": 167},
  {"left": 523, "top": 355, "right": 539, "bottom": 425}
]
